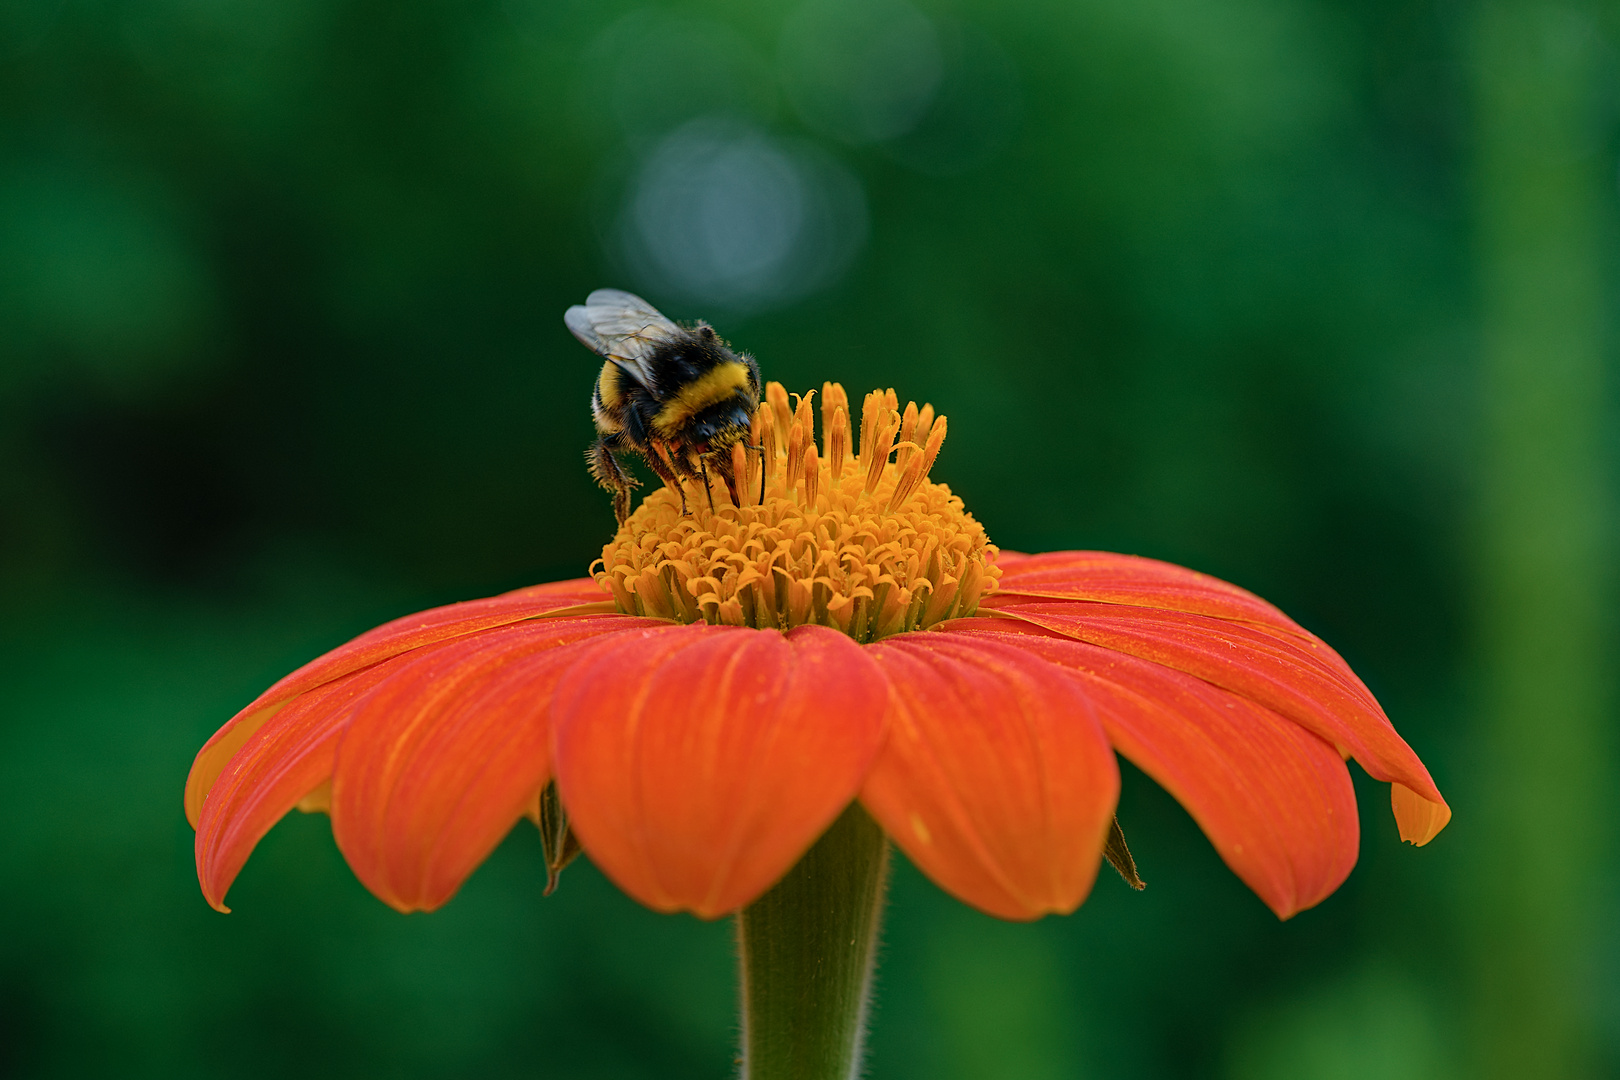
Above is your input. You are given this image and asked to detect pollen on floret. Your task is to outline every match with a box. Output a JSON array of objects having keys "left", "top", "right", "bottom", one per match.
[{"left": 592, "top": 382, "right": 1001, "bottom": 642}]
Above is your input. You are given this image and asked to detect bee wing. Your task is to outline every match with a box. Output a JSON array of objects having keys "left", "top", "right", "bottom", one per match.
[{"left": 564, "top": 289, "right": 684, "bottom": 390}]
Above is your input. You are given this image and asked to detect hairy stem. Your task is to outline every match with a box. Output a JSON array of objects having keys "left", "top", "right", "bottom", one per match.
[{"left": 735, "top": 802, "right": 890, "bottom": 1080}]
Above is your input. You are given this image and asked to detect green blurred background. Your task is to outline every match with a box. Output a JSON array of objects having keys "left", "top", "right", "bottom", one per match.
[{"left": 1, "top": 0, "right": 1615, "bottom": 1076}]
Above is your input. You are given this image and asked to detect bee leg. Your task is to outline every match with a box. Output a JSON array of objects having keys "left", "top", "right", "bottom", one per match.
[
  {"left": 587, "top": 436, "right": 639, "bottom": 527},
  {"left": 643, "top": 445, "right": 689, "bottom": 516},
  {"left": 698, "top": 458, "right": 717, "bottom": 513},
  {"left": 745, "top": 444, "right": 765, "bottom": 506}
]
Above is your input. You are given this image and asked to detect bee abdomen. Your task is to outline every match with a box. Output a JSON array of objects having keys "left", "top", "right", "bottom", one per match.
[{"left": 593, "top": 362, "right": 626, "bottom": 434}]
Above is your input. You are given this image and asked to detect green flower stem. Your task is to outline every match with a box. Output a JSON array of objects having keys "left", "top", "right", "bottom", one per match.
[{"left": 735, "top": 802, "right": 891, "bottom": 1080}]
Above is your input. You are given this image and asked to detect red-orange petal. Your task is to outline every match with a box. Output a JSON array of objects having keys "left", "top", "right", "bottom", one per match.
[
  {"left": 981, "top": 596, "right": 1449, "bottom": 841},
  {"left": 859, "top": 634, "right": 1119, "bottom": 921},
  {"left": 327, "top": 615, "right": 644, "bottom": 913},
  {"left": 194, "top": 661, "right": 402, "bottom": 912},
  {"left": 939, "top": 621, "right": 1358, "bottom": 917},
  {"left": 552, "top": 624, "right": 888, "bottom": 918},
  {"left": 330, "top": 616, "right": 649, "bottom": 912},
  {"left": 184, "top": 579, "right": 613, "bottom": 826},
  {"left": 994, "top": 550, "right": 1301, "bottom": 629}
]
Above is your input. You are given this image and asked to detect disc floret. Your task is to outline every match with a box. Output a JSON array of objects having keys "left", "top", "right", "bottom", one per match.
[{"left": 593, "top": 382, "right": 1000, "bottom": 642}]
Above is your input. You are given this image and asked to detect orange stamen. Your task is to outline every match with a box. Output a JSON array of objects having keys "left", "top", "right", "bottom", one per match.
[
  {"left": 730, "top": 441, "right": 749, "bottom": 508},
  {"left": 821, "top": 381, "right": 848, "bottom": 445},
  {"left": 767, "top": 383, "right": 793, "bottom": 442},
  {"left": 896, "top": 401, "right": 920, "bottom": 470},
  {"left": 827, "top": 405, "right": 849, "bottom": 481},
  {"left": 803, "top": 442, "right": 820, "bottom": 507},
  {"left": 786, "top": 421, "right": 806, "bottom": 495},
  {"left": 863, "top": 400, "right": 899, "bottom": 497}
]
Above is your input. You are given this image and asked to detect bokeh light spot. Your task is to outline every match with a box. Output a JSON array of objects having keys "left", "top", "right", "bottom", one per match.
[{"left": 615, "top": 117, "right": 867, "bottom": 312}]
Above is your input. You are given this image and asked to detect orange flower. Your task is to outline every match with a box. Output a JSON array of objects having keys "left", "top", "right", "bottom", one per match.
[{"left": 185, "top": 382, "right": 1449, "bottom": 922}]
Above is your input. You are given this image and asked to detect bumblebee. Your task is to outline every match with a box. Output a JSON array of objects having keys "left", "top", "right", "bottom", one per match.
[{"left": 565, "top": 288, "right": 762, "bottom": 525}]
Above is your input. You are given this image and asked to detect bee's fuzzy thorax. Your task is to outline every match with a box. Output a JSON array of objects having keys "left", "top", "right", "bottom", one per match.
[{"left": 651, "top": 359, "right": 754, "bottom": 438}]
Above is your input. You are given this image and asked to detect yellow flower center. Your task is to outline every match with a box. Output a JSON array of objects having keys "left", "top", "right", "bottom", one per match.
[{"left": 594, "top": 382, "right": 1000, "bottom": 642}]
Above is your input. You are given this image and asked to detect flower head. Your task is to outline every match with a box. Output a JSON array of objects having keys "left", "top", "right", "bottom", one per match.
[{"left": 186, "top": 382, "right": 1449, "bottom": 922}]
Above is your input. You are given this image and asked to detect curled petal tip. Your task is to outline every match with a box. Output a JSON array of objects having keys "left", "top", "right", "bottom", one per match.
[{"left": 1392, "top": 783, "right": 1451, "bottom": 846}]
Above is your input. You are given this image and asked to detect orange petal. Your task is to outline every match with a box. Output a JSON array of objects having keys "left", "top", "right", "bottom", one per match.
[
  {"left": 940, "top": 622, "right": 1358, "bottom": 917},
  {"left": 552, "top": 624, "right": 888, "bottom": 918},
  {"left": 859, "top": 634, "right": 1119, "bottom": 921},
  {"left": 992, "top": 550, "right": 1300, "bottom": 628},
  {"left": 330, "top": 616, "right": 642, "bottom": 912},
  {"left": 981, "top": 598, "right": 1449, "bottom": 837},
  {"left": 194, "top": 662, "right": 400, "bottom": 912},
  {"left": 184, "top": 578, "right": 613, "bottom": 826}
]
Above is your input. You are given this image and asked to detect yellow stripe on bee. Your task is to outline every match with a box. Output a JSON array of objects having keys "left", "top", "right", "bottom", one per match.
[
  {"left": 597, "top": 361, "right": 624, "bottom": 409},
  {"left": 652, "top": 361, "right": 751, "bottom": 437}
]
